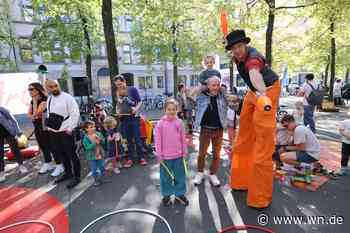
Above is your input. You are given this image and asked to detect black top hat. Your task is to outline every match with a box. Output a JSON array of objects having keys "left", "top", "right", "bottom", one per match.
[{"left": 225, "top": 30, "right": 251, "bottom": 51}]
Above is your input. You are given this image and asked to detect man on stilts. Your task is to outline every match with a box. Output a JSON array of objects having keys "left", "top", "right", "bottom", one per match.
[{"left": 226, "top": 30, "right": 280, "bottom": 208}]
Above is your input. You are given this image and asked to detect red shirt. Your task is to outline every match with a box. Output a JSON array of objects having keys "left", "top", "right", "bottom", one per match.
[{"left": 245, "top": 57, "right": 264, "bottom": 72}]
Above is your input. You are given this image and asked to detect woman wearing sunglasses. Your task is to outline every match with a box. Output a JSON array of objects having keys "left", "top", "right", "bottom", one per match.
[{"left": 28, "top": 82, "right": 61, "bottom": 175}]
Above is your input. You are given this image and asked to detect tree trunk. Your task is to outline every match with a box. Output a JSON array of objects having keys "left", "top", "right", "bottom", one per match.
[
  {"left": 345, "top": 67, "right": 349, "bottom": 83},
  {"left": 172, "top": 23, "right": 178, "bottom": 96},
  {"left": 324, "top": 60, "right": 329, "bottom": 88},
  {"left": 80, "top": 13, "right": 92, "bottom": 97},
  {"left": 102, "top": 0, "right": 119, "bottom": 111},
  {"left": 265, "top": 0, "right": 275, "bottom": 67},
  {"left": 329, "top": 20, "right": 336, "bottom": 100}
]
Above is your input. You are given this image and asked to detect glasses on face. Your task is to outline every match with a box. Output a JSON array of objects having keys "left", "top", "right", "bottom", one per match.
[
  {"left": 48, "top": 85, "right": 58, "bottom": 88},
  {"left": 28, "top": 88, "right": 35, "bottom": 91}
]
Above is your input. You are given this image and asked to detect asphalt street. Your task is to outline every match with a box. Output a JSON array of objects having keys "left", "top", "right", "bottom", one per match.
[{"left": 1, "top": 96, "right": 349, "bottom": 233}]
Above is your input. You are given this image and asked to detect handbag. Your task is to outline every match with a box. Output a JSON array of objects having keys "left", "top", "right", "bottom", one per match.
[{"left": 45, "top": 96, "right": 69, "bottom": 130}]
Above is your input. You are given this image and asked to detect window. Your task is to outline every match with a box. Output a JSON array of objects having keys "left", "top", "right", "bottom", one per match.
[
  {"left": 123, "top": 44, "right": 132, "bottom": 64},
  {"left": 18, "top": 38, "right": 33, "bottom": 63},
  {"left": 41, "top": 41, "right": 64, "bottom": 63},
  {"left": 155, "top": 48, "right": 161, "bottom": 64},
  {"left": 125, "top": 16, "right": 133, "bottom": 32},
  {"left": 132, "top": 47, "right": 141, "bottom": 64},
  {"left": 190, "top": 74, "right": 199, "bottom": 87},
  {"left": 157, "top": 76, "right": 164, "bottom": 88},
  {"left": 92, "top": 44, "right": 106, "bottom": 58},
  {"left": 22, "top": 4, "right": 35, "bottom": 22},
  {"left": 138, "top": 76, "right": 153, "bottom": 89}
]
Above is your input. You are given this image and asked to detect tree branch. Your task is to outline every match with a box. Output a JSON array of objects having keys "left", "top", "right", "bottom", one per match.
[{"left": 275, "top": 2, "right": 317, "bottom": 10}]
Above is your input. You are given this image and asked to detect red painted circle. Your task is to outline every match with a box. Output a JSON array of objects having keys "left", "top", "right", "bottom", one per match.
[{"left": 0, "top": 187, "right": 69, "bottom": 233}]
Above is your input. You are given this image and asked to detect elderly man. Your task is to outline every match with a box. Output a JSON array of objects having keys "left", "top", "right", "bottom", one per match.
[
  {"left": 45, "top": 80, "right": 81, "bottom": 189},
  {"left": 193, "top": 76, "right": 227, "bottom": 187},
  {"left": 226, "top": 30, "right": 280, "bottom": 208}
]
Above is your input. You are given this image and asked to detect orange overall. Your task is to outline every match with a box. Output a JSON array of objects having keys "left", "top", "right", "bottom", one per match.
[{"left": 230, "top": 81, "right": 280, "bottom": 208}]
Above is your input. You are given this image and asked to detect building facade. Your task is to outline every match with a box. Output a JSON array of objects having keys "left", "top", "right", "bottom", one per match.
[{"left": 0, "top": 0, "right": 200, "bottom": 100}]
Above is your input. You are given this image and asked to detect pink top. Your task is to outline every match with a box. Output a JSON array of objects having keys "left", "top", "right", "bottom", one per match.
[{"left": 154, "top": 116, "right": 187, "bottom": 161}]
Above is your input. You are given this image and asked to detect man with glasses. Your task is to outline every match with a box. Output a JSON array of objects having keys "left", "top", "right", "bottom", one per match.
[
  {"left": 45, "top": 80, "right": 81, "bottom": 189},
  {"left": 279, "top": 114, "right": 320, "bottom": 166}
]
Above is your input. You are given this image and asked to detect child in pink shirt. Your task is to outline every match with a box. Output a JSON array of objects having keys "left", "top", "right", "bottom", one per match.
[{"left": 154, "top": 98, "right": 188, "bottom": 206}]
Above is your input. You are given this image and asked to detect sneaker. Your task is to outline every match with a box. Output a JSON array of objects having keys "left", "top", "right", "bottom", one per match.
[
  {"left": 162, "top": 196, "right": 172, "bottom": 206},
  {"left": 51, "top": 164, "right": 64, "bottom": 177},
  {"left": 175, "top": 195, "right": 189, "bottom": 206},
  {"left": 0, "top": 172, "right": 5, "bottom": 183},
  {"left": 339, "top": 167, "right": 350, "bottom": 176},
  {"left": 39, "top": 162, "right": 54, "bottom": 174},
  {"left": 209, "top": 174, "right": 221, "bottom": 187},
  {"left": 193, "top": 172, "right": 204, "bottom": 186},
  {"left": 113, "top": 167, "right": 121, "bottom": 174},
  {"left": 66, "top": 178, "right": 81, "bottom": 189},
  {"left": 139, "top": 158, "right": 147, "bottom": 166},
  {"left": 18, "top": 165, "right": 29, "bottom": 174},
  {"left": 123, "top": 160, "right": 133, "bottom": 168}
]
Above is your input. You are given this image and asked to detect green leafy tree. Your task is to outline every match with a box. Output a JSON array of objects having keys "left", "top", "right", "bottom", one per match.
[
  {"left": 0, "top": 0, "right": 18, "bottom": 71},
  {"left": 32, "top": 0, "right": 103, "bottom": 96}
]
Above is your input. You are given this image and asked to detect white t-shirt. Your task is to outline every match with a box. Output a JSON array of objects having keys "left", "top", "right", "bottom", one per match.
[
  {"left": 293, "top": 125, "right": 320, "bottom": 160},
  {"left": 300, "top": 81, "right": 317, "bottom": 106},
  {"left": 339, "top": 120, "right": 350, "bottom": 144},
  {"left": 47, "top": 92, "right": 80, "bottom": 131}
]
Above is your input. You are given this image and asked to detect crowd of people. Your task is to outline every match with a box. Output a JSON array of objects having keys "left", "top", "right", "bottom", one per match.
[{"left": 0, "top": 29, "right": 348, "bottom": 210}]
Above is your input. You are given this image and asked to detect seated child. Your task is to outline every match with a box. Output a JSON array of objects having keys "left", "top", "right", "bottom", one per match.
[
  {"left": 82, "top": 121, "right": 106, "bottom": 186},
  {"left": 103, "top": 116, "right": 121, "bottom": 174}
]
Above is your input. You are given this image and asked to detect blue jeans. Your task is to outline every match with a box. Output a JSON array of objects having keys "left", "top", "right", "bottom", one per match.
[
  {"left": 160, "top": 157, "right": 187, "bottom": 197},
  {"left": 304, "top": 105, "right": 316, "bottom": 133},
  {"left": 89, "top": 159, "right": 105, "bottom": 178},
  {"left": 120, "top": 116, "right": 144, "bottom": 161}
]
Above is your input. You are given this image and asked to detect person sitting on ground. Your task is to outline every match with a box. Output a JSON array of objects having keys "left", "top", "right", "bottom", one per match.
[
  {"left": 82, "top": 121, "right": 106, "bottom": 186},
  {"left": 154, "top": 98, "right": 189, "bottom": 206},
  {"left": 339, "top": 114, "right": 350, "bottom": 176},
  {"left": 0, "top": 106, "right": 28, "bottom": 182},
  {"left": 279, "top": 114, "right": 320, "bottom": 167}
]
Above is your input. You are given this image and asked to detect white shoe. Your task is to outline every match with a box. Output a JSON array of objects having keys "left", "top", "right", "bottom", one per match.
[
  {"left": 0, "top": 172, "right": 5, "bottom": 182},
  {"left": 113, "top": 168, "right": 121, "bottom": 174},
  {"left": 209, "top": 174, "right": 221, "bottom": 187},
  {"left": 193, "top": 172, "right": 204, "bottom": 185},
  {"left": 51, "top": 164, "right": 64, "bottom": 177},
  {"left": 39, "top": 162, "right": 55, "bottom": 174},
  {"left": 19, "top": 165, "right": 29, "bottom": 174}
]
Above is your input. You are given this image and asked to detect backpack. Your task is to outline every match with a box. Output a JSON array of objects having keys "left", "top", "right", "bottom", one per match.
[{"left": 306, "top": 83, "right": 325, "bottom": 106}]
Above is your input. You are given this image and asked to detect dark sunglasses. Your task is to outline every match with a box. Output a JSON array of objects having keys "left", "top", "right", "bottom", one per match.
[
  {"left": 28, "top": 88, "right": 35, "bottom": 91},
  {"left": 48, "top": 85, "right": 58, "bottom": 88}
]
